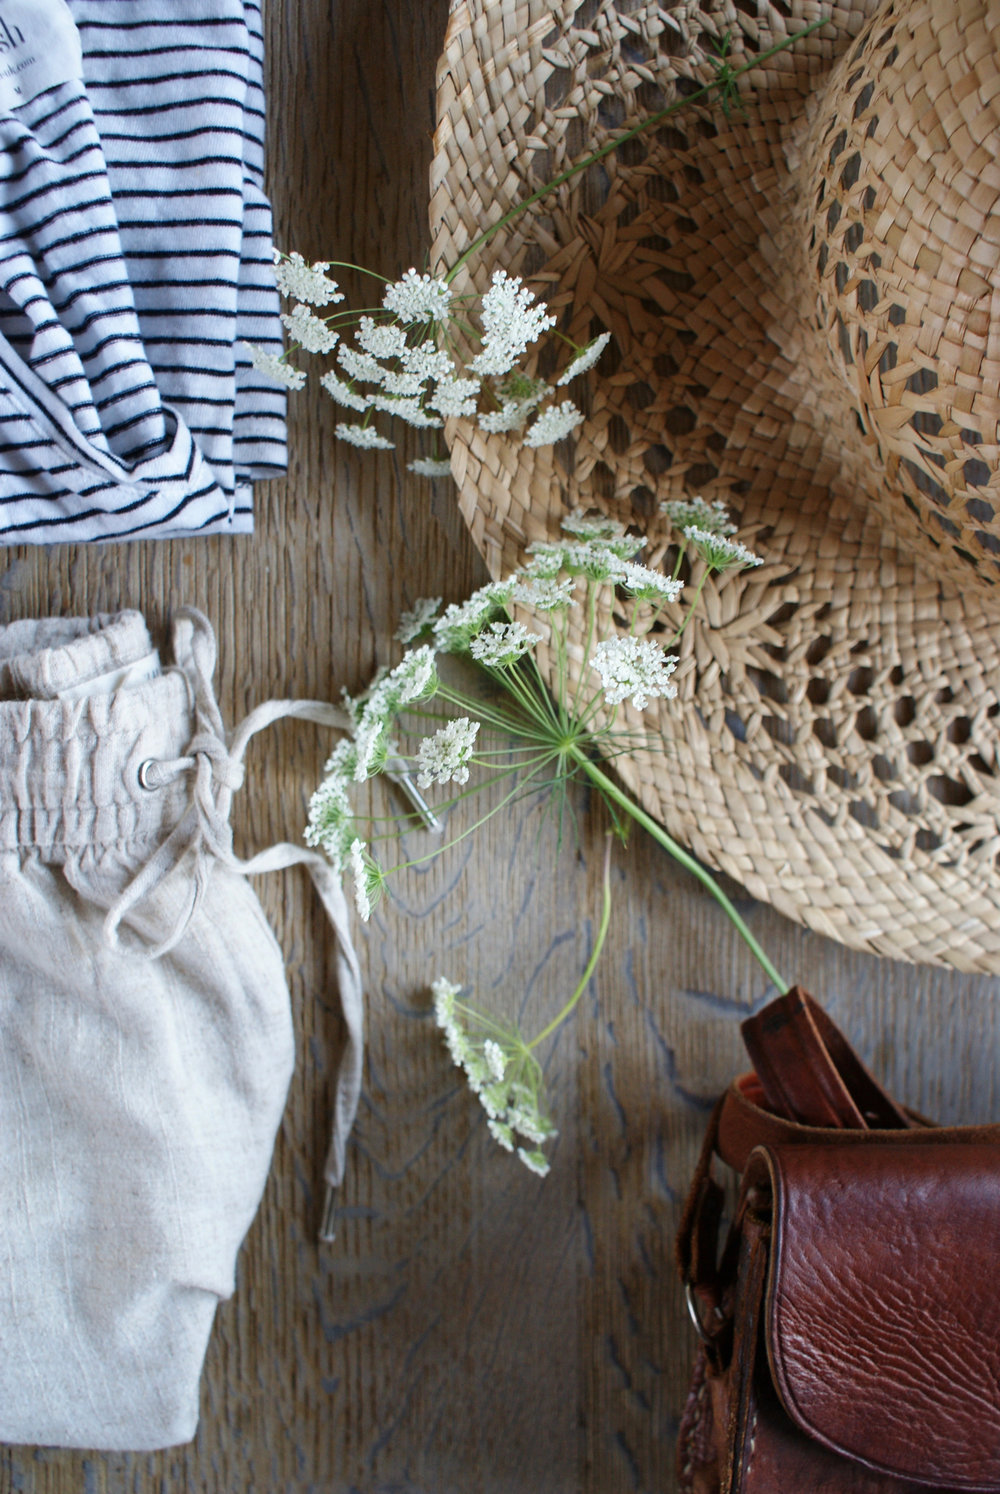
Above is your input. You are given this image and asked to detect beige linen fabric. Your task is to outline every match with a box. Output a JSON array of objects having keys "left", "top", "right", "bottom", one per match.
[{"left": 0, "top": 609, "right": 358, "bottom": 1451}]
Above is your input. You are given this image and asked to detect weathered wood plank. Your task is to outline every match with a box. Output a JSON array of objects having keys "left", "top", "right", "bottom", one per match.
[{"left": 1, "top": 2, "right": 999, "bottom": 1492}]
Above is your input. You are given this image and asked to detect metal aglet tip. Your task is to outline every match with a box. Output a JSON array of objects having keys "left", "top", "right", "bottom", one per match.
[
  {"left": 385, "top": 758, "right": 443, "bottom": 834},
  {"left": 319, "top": 1185, "right": 338, "bottom": 1245}
]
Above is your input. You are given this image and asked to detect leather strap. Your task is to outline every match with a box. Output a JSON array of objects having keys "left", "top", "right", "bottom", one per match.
[{"left": 740, "top": 986, "right": 911, "bottom": 1131}]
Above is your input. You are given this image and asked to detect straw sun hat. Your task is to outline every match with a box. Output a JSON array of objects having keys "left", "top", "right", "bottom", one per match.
[{"left": 428, "top": 0, "right": 1000, "bottom": 974}]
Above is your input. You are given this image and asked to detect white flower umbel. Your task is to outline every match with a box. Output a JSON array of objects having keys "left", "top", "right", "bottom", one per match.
[
  {"left": 350, "top": 645, "right": 438, "bottom": 782},
  {"left": 429, "top": 376, "right": 481, "bottom": 418},
  {"left": 338, "top": 345, "right": 386, "bottom": 383},
  {"left": 510, "top": 574, "right": 576, "bottom": 611},
  {"left": 619, "top": 562, "right": 685, "bottom": 604},
  {"left": 431, "top": 581, "right": 513, "bottom": 652},
  {"left": 415, "top": 716, "right": 480, "bottom": 788},
  {"left": 592, "top": 636, "right": 679, "bottom": 711},
  {"left": 383, "top": 269, "right": 452, "bottom": 325},
  {"left": 280, "top": 302, "right": 338, "bottom": 355},
  {"left": 407, "top": 456, "right": 454, "bottom": 478},
  {"left": 242, "top": 342, "right": 307, "bottom": 390},
  {"left": 272, "top": 250, "right": 343, "bottom": 307},
  {"left": 349, "top": 839, "right": 385, "bottom": 922},
  {"left": 469, "top": 269, "right": 557, "bottom": 377},
  {"left": 560, "top": 508, "right": 629, "bottom": 542},
  {"left": 320, "top": 370, "right": 371, "bottom": 411},
  {"left": 469, "top": 620, "right": 541, "bottom": 669},
  {"left": 381, "top": 369, "right": 427, "bottom": 397},
  {"left": 524, "top": 400, "right": 584, "bottom": 447},
  {"left": 430, "top": 978, "right": 558, "bottom": 1173},
  {"left": 517, "top": 1147, "right": 551, "bottom": 1178},
  {"left": 662, "top": 496, "right": 736, "bottom": 536},
  {"left": 478, "top": 401, "right": 531, "bottom": 434},
  {"left": 401, "top": 342, "right": 456, "bottom": 382},
  {"left": 335, "top": 421, "right": 394, "bottom": 450},
  {"left": 357, "top": 316, "right": 409, "bottom": 360},
  {"left": 556, "top": 331, "right": 612, "bottom": 385},
  {"left": 395, "top": 596, "right": 442, "bottom": 643},
  {"left": 370, "top": 394, "right": 443, "bottom": 428},
  {"left": 684, "top": 527, "right": 764, "bottom": 572}
]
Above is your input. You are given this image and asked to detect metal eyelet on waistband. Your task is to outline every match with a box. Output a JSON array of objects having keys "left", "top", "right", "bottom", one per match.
[{"left": 137, "top": 759, "right": 159, "bottom": 791}]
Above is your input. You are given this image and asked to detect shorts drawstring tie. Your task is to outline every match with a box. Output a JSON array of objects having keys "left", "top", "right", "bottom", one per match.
[{"left": 104, "top": 606, "right": 361, "bottom": 1244}]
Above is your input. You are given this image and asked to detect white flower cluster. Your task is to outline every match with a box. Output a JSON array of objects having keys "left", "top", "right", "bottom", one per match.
[
  {"left": 469, "top": 269, "right": 557, "bottom": 376},
  {"left": 242, "top": 343, "right": 306, "bottom": 390},
  {"left": 416, "top": 717, "right": 480, "bottom": 788},
  {"left": 395, "top": 595, "right": 442, "bottom": 643},
  {"left": 250, "top": 249, "right": 613, "bottom": 460},
  {"left": 271, "top": 250, "right": 343, "bottom": 307},
  {"left": 280, "top": 303, "right": 338, "bottom": 355},
  {"left": 556, "top": 331, "right": 612, "bottom": 385},
  {"left": 431, "top": 977, "right": 557, "bottom": 1177},
  {"left": 592, "top": 636, "right": 679, "bottom": 711},
  {"left": 469, "top": 620, "right": 541, "bottom": 668},
  {"left": 431, "top": 581, "right": 513, "bottom": 653},
  {"left": 661, "top": 495, "right": 736, "bottom": 536},
  {"left": 684, "top": 527, "right": 763, "bottom": 572}
]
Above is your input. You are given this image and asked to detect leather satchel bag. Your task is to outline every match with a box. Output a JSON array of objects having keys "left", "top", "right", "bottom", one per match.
[{"left": 676, "top": 987, "right": 1000, "bottom": 1494}]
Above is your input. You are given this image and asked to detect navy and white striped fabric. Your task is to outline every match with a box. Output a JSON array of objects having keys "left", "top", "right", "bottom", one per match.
[{"left": 0, "top": 0, "right": 285, "bottom": 544}]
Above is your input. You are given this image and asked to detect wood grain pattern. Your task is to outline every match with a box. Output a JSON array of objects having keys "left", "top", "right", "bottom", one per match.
[{"left": 1, "top": 2, "right": 998, "bottom": 1491}]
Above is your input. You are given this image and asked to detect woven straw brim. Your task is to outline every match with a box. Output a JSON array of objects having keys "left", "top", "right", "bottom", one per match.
[{"left": 429, "top": 0, "right": 1000, "bottom": 973}]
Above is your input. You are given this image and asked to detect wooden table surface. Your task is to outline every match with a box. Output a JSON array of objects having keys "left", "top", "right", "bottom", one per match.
[{"left": 2, "top": 2, "right": 999, "bottom": 1491}]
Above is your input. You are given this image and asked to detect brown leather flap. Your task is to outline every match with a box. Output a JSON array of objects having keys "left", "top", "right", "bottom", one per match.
[{"left": 752, "top": 1141, "right": 1000, "bottom": 1491}]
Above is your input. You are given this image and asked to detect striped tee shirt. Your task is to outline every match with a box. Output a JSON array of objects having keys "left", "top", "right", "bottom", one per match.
[{"left": 0, "top": 0, "right": 285, "bottom": 544}]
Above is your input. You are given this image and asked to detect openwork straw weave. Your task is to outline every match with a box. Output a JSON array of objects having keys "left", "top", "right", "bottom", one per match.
[{"left": 429, "top": 0, "right": 1000, "bottom": 973}]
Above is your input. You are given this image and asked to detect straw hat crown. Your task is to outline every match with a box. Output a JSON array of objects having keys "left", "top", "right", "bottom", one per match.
[{"left": 430, "top": 0, "right": 1000, "bottom": 972}]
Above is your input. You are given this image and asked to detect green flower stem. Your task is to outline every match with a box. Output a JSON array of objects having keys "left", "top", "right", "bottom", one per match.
[
  {"left": 571, "top": 748, "right": 788, "bottom": 992},
  {"left": 444, "top": 21, "right": 825, "bottom": 282},
  {"left": 670, "top": 566, "right": 711, "bottom": 646},
  {"left": 529, "top": 835, "right": 614, "bottom": 1050}
]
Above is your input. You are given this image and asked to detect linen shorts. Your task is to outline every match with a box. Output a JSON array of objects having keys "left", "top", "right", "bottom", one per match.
[{"left": 0, "top": 611, "right": 296, "bottom": 1449}]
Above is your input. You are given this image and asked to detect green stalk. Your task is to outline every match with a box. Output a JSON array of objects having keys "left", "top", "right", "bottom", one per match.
[
  {"left": 570, "top": 747, "right": 788, "bottom": 991},
  {"left": 529, "top": 835, "right": 614, "bottom": 1050},
  {"left": 444, "top": 21, "right": 825, "bottom": 282}
]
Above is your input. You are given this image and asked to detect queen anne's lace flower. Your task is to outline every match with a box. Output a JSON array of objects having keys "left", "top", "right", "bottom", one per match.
[
  {"left": 469, "top": 620, "right": 541, "bottom": 668},
  {"left": 335, "top": 421, "right": 394, "bottom": 450},
  {"left": 477, "top": 401, "right": 530, "bottom": 433},
  {"left": 242, "top": 342, "right": 306, "bottom": 390},
  {"left": 556, "top": 331, "right": 612, "bottom": 385},
  {"left": 619, "top": 562, "right": 684, "bottom": 604},
  {"left": 483, "top": 1040, "right": 506, "bottom": 1082},
  {"left": 320, "top": 370, "right": 371, "bottom": 411},
  {"left": 684, "top": 527, "right": 763, "bottom": 571},
  {"left": 416, "top": 716, "right": 480, "bottom": 788},
  {"left": 357, "top": 316, "right": 409, "bottom": 360},
  {"left": 469, "top": 270, "right": 557, "bottom": 376},
  {"left": 662, "top": 496, "right": 736, "bottom": 536},
  {"left": 383, "top": 269, "right": 452, "bottom": 324},
  {"left": 381, "top": 369, "right": 426, "bottom": 397},
  {"left": 429, "top": 376, "right": 480, "bottom": 418},
  {"left": 338, "top": 345, "right": 386, "bottom": 383},
  {"left": 432, "top": 582, "right": 513, "bottom": 651},
  {"left": 517, "top": 1147, "right": 551, "bottom": 1177},
  {"left": 402, "top": 342, "right": 456, "bottom": 382},
  {"left": 510, "top": 575, "right": 576, "bottom": 610},
  {"left": 524, "top": 400, "right": 584, "bottom": 447},
  {"left": 592, "top": 636, "right": 679, "bottom": 711},
  {"left": 349, "top": 839, "right": 385, "bottom": 922},
  {"left": 561, "top": 509, "right": 628, "bottom": 542},
  {"left": 407, "top": 456, "right": 453, "bottom": 478},
  {"left": 370, "top": 393, "right": 443, "bottom": 428},
  {"left": 280, "top": 303, "right": 338, "bottom": 355},
  {"left": 272, "top": 250, "right": 343, "bottom": 307},
  {"left": 395, "top": 596, "right": 442, "bottom": 643}
]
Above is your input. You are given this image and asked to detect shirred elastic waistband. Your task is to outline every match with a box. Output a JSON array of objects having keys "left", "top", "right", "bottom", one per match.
[{"left": 0, "top": 614, "right": 193, "bottom": 853}]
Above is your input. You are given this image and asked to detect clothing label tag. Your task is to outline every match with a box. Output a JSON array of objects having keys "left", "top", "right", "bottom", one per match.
[
  {"left": 0, "top": 0, "right": 83, "bottom": 114},
  {"left": 57, "top": 651, "right": 163, "bottom": 702}
]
